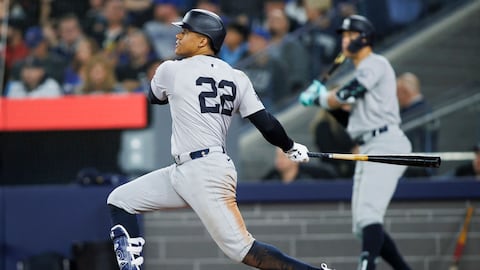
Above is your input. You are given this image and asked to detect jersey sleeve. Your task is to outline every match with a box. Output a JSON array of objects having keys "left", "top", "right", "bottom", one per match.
[
  {"left": 150, "top": 60, "right": 176, "bottom": 101},
  {"left": 235, "top": 70, "right": 265, "bottom": 118}
]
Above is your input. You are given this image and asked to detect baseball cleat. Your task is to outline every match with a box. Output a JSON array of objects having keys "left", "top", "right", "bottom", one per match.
[{"left": 110, "top": 224, "right": 145, "bottom": 270}]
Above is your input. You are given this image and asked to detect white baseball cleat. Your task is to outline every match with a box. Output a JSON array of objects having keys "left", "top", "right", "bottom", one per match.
[{"left": 110, "top": 224, "right": 145, "bottom": 270}]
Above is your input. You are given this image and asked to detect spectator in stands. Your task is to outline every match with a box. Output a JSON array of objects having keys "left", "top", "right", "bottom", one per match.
[
  {"left": 310, "top": 109, "right": 355, "bottom": 178},
  {"left": 263, "top": 147, "right": 336, "bottom": 183},
  {"left": 455, "top": 143, "right": 480, "bottom": 180},
  {"left": 79, "top": 54, "right": 124, "bottom": 95},
  {"left": 63, "top": 37, "right": 101, "bottom": 95},
  {"left": 397, "top": 72, "right": 438, "bottom": 177},
  {"left": 219, "top": 21, "right": 250, "bottom": 66},
  {"left": 3, "top": 19, "right": 28, "bottom": 90},
  {"left": 335, "top": 0, "right": 358, "bottom": 18},
  {"left": 123, "top": 0, "right": 154, "bottom": 28},
  {"left": 4, "top": 19, "right": 28, "bottom": 70},
  {"left": 39, "top": 0, "right": 89, "bottom": 23},
  {"left": 5, "top": 56, "right": 62, "bottom": 98},
  {"left": 397, "top": 72, "right": 438, "bottom": 152},
  {"left": 143, "top": 0, "right": 183, "bottom": 60},
  {"left": 11, "top": 26, "right": 67, "bottom": 84},
  {"left": 93, "top": 0, "right": 128, "bottom": 60},
  {"left": 220, "top": 0, "right": 263, "bottom": 26},
  {"left": 241, "top": 27, "right": 288, "bottom": 112},
  {"left": 83, "top": 0, "right": 107, "bottom": 39},
  {"left": 7, "top": 0, "right": 40, "bottom": 28},
  {"left": 285, "top": 0, "right": 308, "bottom": 26},
  {"left": 53, "top": 13, "right": 86, "bottom": 61},
  {"left": 262, "top": 0, "right": 302, "bottom": 31},
  {"left": 115, "top": 30, "right": 158, "bottom": 93},
  {"left": 196, "top": 0, "right": 223, "bottom": 16},
  {"left": 299, "top": 0, "right": 338, "bottom": 80},
  {"left": 266, "top": 8, "right": 309, "bottom": 93}
]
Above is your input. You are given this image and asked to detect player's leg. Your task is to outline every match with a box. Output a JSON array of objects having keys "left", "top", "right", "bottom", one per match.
[
  {"left": 172, "top": 154, "right": 328, "bottom": 270},
  {"left": 374, "top": 131, "right": 412, "bottom": 270},
  {"left": 353, "top": 160, "right": 404, "bottom": 270},
  {"left": 354, "top": 132, "right": 412, "bottom": 270},
  {"left": 379, "top": 230, "right": 411, "bottom": 270},
  {"left": 242, "top": 240, "right": 330, "bottom": 270},
  {"left": 107, "top": 164, "right": 188, "bottom": 270}
]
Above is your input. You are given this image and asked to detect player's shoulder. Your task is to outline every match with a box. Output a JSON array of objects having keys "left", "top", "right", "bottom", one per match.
[
  {"left": 231, "top": 68, "right": 250, "bottom": 81},
  {"left": 367, "top": 53, "right": 390, "bottom": 66},
  {"left": 154, "top": 58, "right": 183, "bottom": 74},
  {"left": 359, "top": 53, "right": 391, "bottom": 73}
]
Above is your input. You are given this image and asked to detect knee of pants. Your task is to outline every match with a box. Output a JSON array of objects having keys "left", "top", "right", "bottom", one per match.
[
  {"left": 215, "top": 236, "right": 255, "bottom": 262},
  {"left": 106, "top": 185, "right": 136, "bottom": 214},
  {"left": 353, "top": 217, "right": 383, "bottom": 237}
]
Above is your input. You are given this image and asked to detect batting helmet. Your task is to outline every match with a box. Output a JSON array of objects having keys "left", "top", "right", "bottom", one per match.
[
  {"left": 336, "top": 15, "right": 375, "bottom": 46},
  {"left": 173, "top": 9, "right": 226, "bottom": 53}
]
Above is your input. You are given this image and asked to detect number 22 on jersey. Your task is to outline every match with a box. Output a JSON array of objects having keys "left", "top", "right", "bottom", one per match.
[{"left": 197, "top": 77, "right": 236, "bottom": 116}]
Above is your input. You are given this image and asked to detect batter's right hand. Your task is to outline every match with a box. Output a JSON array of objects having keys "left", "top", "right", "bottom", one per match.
[
  {"left": 299, "top": 80, "right": 327, "bottom": 106},
  {"left": 285, "top": 142, "right": 310, "bottom": 163}
]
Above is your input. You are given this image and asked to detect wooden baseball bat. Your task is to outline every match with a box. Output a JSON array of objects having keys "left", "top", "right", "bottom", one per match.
[
  {"left": 320, "top": 53, "right": 346, "bottom": 84},
  {"left": 307, "top": 152, "right": 441, "bottom": 168},
  {"left": 449, "top": 205, "right": 474, "bottom": 270}
]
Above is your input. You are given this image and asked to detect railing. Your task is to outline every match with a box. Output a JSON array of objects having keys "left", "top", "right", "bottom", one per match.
[{"left": 401, "top": 82, "right": 480, "bottom": 164}]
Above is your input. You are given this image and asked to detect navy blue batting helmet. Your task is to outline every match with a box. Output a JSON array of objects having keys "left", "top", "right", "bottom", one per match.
[
  {"left": 337, "top": 15, "right": 375, "bottom": 46},
  {"left": 173, "top": 9, "right": 226, "bottom": 53}
]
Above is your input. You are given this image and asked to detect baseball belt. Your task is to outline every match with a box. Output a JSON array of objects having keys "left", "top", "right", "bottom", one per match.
[
  {"left": 174, "top": 146, "right": 225, "bottom": 165},
  {"left": 354, "top": 125, "right": 389, "bottom": 146}
]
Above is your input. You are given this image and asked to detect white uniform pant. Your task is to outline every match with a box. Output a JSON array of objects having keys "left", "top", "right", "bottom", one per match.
[
  {"left": 107, "top": 152, "right": 255, "bottom": 262},
  {"left": 352, "top": 126, "right": 412, "bottom": 237}
]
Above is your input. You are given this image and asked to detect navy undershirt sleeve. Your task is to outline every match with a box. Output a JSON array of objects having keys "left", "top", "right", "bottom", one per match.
[{"left": 246, "top": 109, "right": 294, "bottom": 152}]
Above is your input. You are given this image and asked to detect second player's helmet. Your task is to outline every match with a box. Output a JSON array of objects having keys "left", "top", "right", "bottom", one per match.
[
  {"left": 337, "top": 15, "right": 375, "bottom": 47},
  {"left": 173, "top": 9, "right": 226, "bottom": 53}
]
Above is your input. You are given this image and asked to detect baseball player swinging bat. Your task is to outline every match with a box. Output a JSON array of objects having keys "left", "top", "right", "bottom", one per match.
[{"left": 307, "top": 152, "right": 441, "bottom": 168}]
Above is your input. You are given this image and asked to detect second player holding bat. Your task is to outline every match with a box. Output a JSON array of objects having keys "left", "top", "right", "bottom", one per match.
[{"left": 299, "top": 14, "right": 416, "bottom": 270}]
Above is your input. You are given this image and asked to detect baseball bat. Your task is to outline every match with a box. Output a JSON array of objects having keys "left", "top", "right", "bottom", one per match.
[
  {"left": 307, "top": 152, "right": 441, "bottom": 168},
  {"left": 449, "top": 205, "right": 474, "bottom": 270},
  {"left": 320, "top": 53, "right": 346, "bottom": 84}
]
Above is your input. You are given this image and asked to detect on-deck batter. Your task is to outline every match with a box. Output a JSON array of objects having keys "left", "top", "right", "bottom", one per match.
[
  {"left": 299, "top": 15, "right": 412, "bottom": 270},
  {"left": 107, "top": 8, "right": 333, "bottom": 270}
]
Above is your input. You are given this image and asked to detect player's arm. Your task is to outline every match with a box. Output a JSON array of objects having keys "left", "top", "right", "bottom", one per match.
[
  {"left": 299, "top": 78, "right": 367, "bottom": 109},
  {"left": 247, "top": 109, "right": 293, "bottom": 152},
  {"left": 148, "top": 87, "right": 168, "bottom": 105},
  {"left": 247, "top": 109, "right": 309, "bottom": 162}
]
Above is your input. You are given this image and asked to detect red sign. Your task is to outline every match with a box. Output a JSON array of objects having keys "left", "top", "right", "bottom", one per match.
[{"left": 0, "top": 94, "right": 148, "bottom": 131}]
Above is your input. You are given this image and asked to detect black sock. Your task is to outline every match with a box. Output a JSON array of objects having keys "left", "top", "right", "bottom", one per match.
[
  {"left": 109, "top": 204, "right": 140, "bottom": 237},
  {"left": 361, "top": 223, "right": 384, "bottom": 270},
  {"left": 380, "top": 231, "right": 411, "bottom": 270},
  {"left": 242, "top": 240, "right": 321, "bottom": 270}
]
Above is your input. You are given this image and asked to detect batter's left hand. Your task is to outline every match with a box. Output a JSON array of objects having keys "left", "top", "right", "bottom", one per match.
[
  {"left": 285, "top": 142, "right": 310, "bottom": 163},
  {"left": 299, "top": 80, "right": 327, "bottom": 106}
]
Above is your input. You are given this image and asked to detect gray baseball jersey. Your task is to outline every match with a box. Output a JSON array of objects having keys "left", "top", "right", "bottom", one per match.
[
  {"left": 346, "top": 53, "right": 402, "bottom": 138},
  {"left": 151, "top": 55, "right": 264, "bottom": 156}
]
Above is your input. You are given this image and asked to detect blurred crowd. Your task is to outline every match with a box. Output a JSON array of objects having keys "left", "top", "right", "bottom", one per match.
[{"left": 1, "top": 0, "right": 430, "bottom": 111}]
